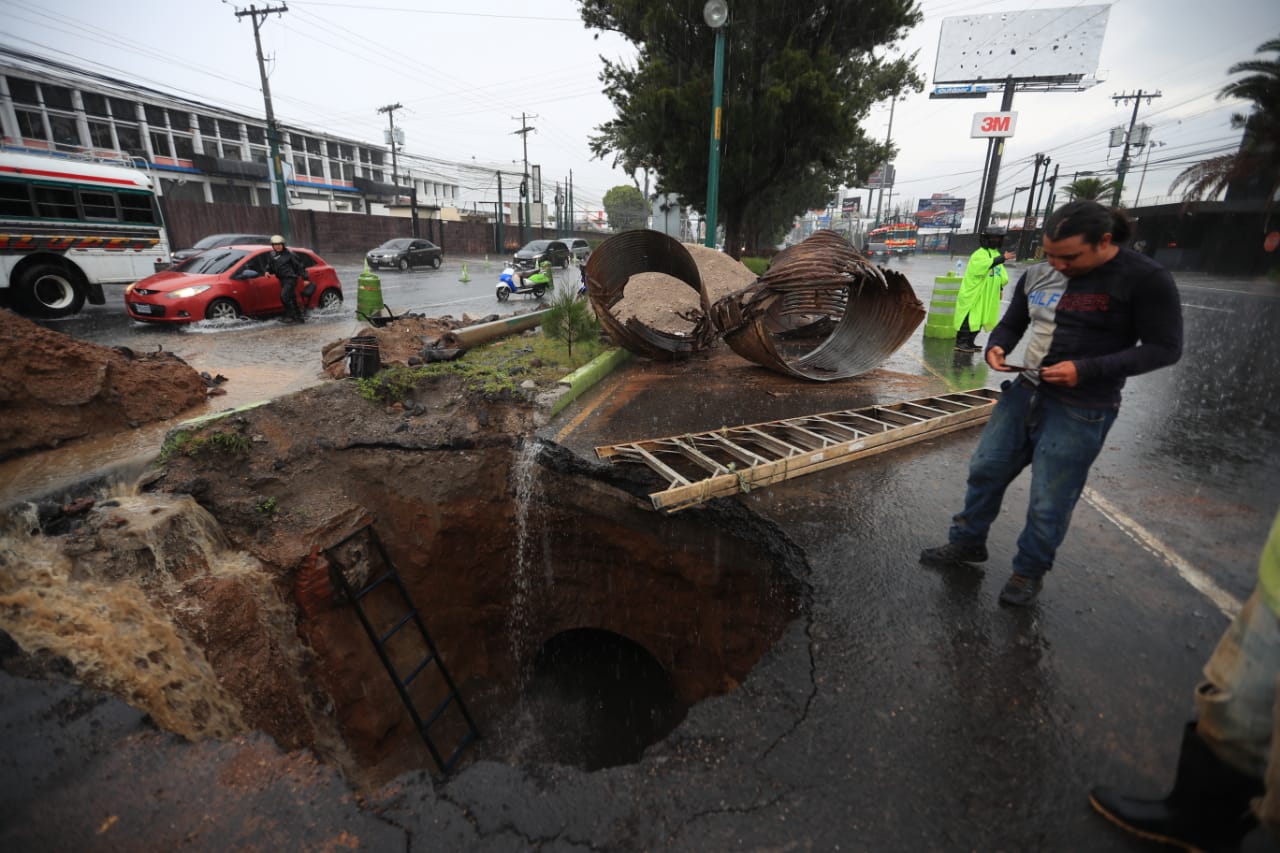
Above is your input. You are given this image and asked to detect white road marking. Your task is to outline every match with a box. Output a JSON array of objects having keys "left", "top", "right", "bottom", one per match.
[
  {"left": 1083, "top": 486, "right": 1240, "bottom": 618},
  {"left": 1182, "top": 303, "right": 1234, "bottom": 313}
]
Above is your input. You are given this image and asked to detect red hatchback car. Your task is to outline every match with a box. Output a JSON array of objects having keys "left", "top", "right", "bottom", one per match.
[{"left": 125, "top": 245, "right": 343, "bottom": 323}]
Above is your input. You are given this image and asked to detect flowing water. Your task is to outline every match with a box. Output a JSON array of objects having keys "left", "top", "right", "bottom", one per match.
[{"left": 504, "top": 438, "right": 545, "bottom": 678}]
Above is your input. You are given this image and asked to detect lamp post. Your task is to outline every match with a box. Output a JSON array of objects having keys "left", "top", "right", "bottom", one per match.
[
  {"left": 702, "top": 0, "right": 728, "bottom": 248},
  {"left": 1007, "top": 186, "right": 1030, "bottom": 226},
  {"left": 1133, "top": 141, "right": 1166, "bottom": 207}
]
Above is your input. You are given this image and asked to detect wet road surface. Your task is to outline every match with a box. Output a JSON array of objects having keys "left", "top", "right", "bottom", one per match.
[{"left": 3, "top": 251, "right": 1279, "bottom": 850}]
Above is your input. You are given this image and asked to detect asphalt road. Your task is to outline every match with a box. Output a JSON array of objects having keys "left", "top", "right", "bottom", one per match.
[{"left": 4, "top": 250, "right": 1279, "bottom": 850}]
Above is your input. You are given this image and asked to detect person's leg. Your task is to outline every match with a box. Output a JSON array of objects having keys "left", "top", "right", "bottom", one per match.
[
  {"left": 947, "top": 380, "right": 1036, "bottom": 546},
  {"left": 280, "top": 279, "right": 300, "bottom": 320},
  {"left": 1009, "top": 395, "right": 1117, "bottom": 581},
  {"left": 955, "top": 314, "right": 975, "bottom": 350},
  {"left": 1089, "top": 588, "right": 1275, "bottom": 848}
]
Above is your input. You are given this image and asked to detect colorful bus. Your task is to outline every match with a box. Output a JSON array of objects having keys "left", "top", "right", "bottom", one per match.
[
  {"left": 865, "top": 223, "right": 918, "bottom": 258},
  {"left": 0, "top": 149, "right": 170, "bottom": 318}
]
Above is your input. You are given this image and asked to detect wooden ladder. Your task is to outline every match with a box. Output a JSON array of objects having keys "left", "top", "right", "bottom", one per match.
[{"left": 596, "top": 388, "right": 1000, "bottom": 513}]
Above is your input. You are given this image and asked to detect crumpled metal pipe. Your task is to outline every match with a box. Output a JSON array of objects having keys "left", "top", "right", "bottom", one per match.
[
  {"left": 708, "top": 230, "right": 925, "bottom": 381},
  {"left": 583, "top": 230, "right": 716, "bottom": 361}
]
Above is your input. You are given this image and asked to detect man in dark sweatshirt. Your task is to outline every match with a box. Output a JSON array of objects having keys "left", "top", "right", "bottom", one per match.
[{"left": 920, "top": 201, "right": 1184, "bottom": 606}]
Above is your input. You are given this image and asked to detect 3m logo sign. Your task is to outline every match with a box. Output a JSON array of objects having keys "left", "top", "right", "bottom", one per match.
[{"left": 971, "top": 112, "right": 1018, "bottom": 138}]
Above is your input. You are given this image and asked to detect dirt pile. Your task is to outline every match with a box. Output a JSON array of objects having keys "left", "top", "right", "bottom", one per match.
[
  {"left": 0, "top": 310, "right": 209, "bottom": 460},
  {"left": 612, "top": 244, "right": 757, "bottom": 333},
  {"left": 319, "top": 314, "right": 467, "bottom": 379}
]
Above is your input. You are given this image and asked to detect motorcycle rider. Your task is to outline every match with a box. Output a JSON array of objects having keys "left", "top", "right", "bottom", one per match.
[{"left": 265, "top": 234, "right": 311, "bottom": 323}]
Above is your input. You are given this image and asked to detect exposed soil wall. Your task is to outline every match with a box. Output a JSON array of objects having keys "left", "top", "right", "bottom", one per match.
[{"left": 0, "top": 309, "right": 208, "bottom": 460}]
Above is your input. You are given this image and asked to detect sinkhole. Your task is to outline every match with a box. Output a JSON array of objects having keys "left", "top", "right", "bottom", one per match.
[{"left": 1, "top": 425, "right": 809, "bottom": 789}]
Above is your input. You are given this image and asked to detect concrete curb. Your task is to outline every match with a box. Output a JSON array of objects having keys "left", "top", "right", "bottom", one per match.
[{"left": 546, "top": 348, "right": 632, "bottom": 417}]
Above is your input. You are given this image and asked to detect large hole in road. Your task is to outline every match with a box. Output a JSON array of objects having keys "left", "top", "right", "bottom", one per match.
[{"left": 2, "top": 395, "right": 809, "bottom": 789}]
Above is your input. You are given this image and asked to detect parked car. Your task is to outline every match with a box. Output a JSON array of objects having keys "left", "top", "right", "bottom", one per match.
[
  {"left": 366, "top": 238, "right": 443, "bottom": 270},
  {"left": 171, "top": 233, "right": 273, "bottom": 263},
  {"left": 568, "top": 238, "right": 591, "bottom": 262},
  {"left": 512, "top": 239, "right": 570, "bottom": 270},
  {"left": 125, "top": 245, "right": 343, "bottom": 324}
]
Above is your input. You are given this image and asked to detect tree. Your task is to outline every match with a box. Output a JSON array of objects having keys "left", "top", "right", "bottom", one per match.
[
  {"left": 602, "top": 184, "right": 649, "bottom": 230},
  {"left": 1170, "top": 37, "right": 1280, "bottom": 217},
  {"left": 1061, "top": 176, "right": 1119, "bottom": 202},
  {"left": 581, "top": 0, "right": 922, "bottom": 258},
  {"left": 542, "top": 281, "right": 600, "bottom": 360}
]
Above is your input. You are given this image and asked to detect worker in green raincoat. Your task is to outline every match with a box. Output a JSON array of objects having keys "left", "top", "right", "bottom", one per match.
[{"left": 954, "top": 225, "right": 1015, "bottom": 352}]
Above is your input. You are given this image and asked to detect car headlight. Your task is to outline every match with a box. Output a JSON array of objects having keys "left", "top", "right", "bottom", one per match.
[{"left": 167, "top": 285, "right": 212, "bottom": 299}]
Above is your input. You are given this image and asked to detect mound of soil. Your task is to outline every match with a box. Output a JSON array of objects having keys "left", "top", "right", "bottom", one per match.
[{"left": 0, "top": 310, "right": 209, "bottom": 460}]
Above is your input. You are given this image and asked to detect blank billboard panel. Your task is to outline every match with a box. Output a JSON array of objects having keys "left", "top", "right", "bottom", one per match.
[{"left": 933, "top": 5, "right": 1110, "bottom": 84}]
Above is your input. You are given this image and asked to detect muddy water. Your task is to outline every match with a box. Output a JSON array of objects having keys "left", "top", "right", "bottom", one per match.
[
  {"left": 2, "top": 309, "right": 356, "bottom": 506},
  {"left": 0, "top": 494, "right": 247, "bottom": 739}
]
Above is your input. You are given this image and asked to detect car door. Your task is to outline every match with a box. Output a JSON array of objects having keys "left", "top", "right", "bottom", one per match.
[
  {"left": 549, "top": 241, "right": 568, "bottom": 267},
  {"left": 240, "top": 250, "right": 279, "bottom": 315},
  {"left": 408, "top": 240, "right": 429, "bottom": 267}
]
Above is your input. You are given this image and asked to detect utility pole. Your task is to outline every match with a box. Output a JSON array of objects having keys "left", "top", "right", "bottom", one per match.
[
  {"left": 496, "top": 171, "right": 504, "bottom": 255},
  {"left": 873, "top": 96, "right": 897, "bottom": 227},
  {"left": 512, "top": 113, "right": 535, "bottom": 245},
  {"left": 234, "top": 3, "right": 291, "bottom": 242},
  {"left": 1042, "top": 163, "right": 1061, "bottom": 220},
  {"left": 975, "top": 77, "right": 1016, "bottom": 232},
  {"left": 1134, "top": 139, "right": 1166, "bottom": 207},
  {"left": 1111, "top": 90, "right": 1161, "bottom": 206},
  {"left": 377, "top": 102, "right": 402, "bottom": 187}
]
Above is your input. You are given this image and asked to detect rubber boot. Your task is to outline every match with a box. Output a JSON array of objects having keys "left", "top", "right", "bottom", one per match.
[{"left": 1090, "top": 722, "right": 1265, "bottom": 852}]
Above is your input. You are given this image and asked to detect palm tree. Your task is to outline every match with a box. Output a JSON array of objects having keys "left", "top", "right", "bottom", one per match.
[
  {"left": 1061, "top": 176, "right": 1119, "bottom": 202},
  {"left": 1170, "top": 37, "right": 1280, "bottom": 213}
]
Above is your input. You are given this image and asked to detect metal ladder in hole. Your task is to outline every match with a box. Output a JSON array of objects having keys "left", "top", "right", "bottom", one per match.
[
  {"left": 324, "top": 519, "right": 479, "bottom": 774},
  {"left": 596, "top": 388, "right": 1000, "bottom": 513}
]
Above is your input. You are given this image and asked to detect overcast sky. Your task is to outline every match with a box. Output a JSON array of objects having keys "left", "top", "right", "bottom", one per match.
[{"left": 2, "top": 0, "right": 1277, "bottom": 225}]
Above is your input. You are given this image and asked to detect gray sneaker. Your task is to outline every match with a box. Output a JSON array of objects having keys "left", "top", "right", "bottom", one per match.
[
  {"left": 998, "top": 573, "right": 1043, "bottom": 607},
  {"left": 920, "top": 541, "right": 989, "bottom": 565}
]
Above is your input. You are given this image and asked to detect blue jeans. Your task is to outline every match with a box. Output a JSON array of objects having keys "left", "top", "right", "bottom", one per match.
[{"left": 948, "top": 378, "right": 1118, "bottom": 578}]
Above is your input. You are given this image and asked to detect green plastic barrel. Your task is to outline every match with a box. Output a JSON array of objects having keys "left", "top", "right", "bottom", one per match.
[
  {"left": 356, "top": 261, "right": 384, "bottom": 321},
  {"left": 924, "top": 273, "right": 962, "bottom": 340}
]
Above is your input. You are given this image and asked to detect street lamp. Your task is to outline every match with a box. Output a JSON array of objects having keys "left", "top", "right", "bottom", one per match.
[
  {"left": 703, "top": 0, "right": 728, "bottom": 248},
  {"left": 1133, "top": 141, "right": 1166, "bottom": 207},
  {"left": 1007, "top": 186, "right": 1030, "bottom": 226}
]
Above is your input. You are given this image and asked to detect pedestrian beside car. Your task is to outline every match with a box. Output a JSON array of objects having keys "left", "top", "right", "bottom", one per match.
[
  {"left": 953, "top": 225, "right": 1015, "bottom": 352},
  {"left": 920, "top": 201, "right": 1183, "bottom": 606},
  {"left": 265, "top": 235, "right": 311, "bottom": 323},
  {"left": 1090, "top": 507, "right": 1280, "bottom": 851}
]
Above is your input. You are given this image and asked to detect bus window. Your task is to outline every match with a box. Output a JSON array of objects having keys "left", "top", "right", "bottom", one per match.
[
  {"left": 81, "top": 190, "right": 118, "bottom": 220},
  {"left": 118, "top": 192, "right": 157, "bottom": 224},
  {"left": 0, "top": 182, "right": 31, "bottom": 217},
  {"left": 34, "top": 186, "right": 78, "bottom": 220}
]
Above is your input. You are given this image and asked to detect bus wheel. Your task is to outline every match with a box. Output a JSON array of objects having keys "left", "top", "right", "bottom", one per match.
[{"left": 17, "top": 263, "right": 84, "bottom": 318}]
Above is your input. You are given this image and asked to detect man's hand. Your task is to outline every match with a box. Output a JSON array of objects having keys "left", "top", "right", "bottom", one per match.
[
  {"left": 986, "top": 346, "right": 1019, "bottom": 372},
  {"left": 1003, "top": 251, "right": 1015, "bottom": 261},
  {"left": 1040, "top": 361, "right": 1079, "bottom": 386}
]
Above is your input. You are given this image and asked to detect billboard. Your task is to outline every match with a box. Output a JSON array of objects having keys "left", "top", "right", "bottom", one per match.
[
  {"left": 933, "top": 5, "right": 1110, "bottom": 84},
  {"left": 914, "top": 197, "right": 966, "bottom": 228},
  {"left": 866, "top": 164, "right": 895, "bottom": 189},
  {"left": 841, "top": 197, "right": 861, "bottom": 215}
]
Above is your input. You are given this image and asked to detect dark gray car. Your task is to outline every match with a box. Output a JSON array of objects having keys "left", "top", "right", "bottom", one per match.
[
  {"left": 172, "top": 233, "right": 273, "bottom": 263},
  {"left": 513, "top": 239, "right": 570, "bottom": 269},
  {"left": 366, "top": 238, "right": 443, "bottom": 271}
]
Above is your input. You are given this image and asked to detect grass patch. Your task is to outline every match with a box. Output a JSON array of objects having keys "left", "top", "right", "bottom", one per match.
[
  {"left": 355, "top": 329, "right": 610, "bottom": 404},
  {"left": 160, "top": 427, "right": 249, "bottom": 461},
  {"left": 741, "top": 256, "right": 770, "bottom": 276}
]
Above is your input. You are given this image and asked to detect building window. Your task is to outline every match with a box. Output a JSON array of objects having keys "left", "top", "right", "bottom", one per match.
[
  {"left": 8, "top": 77, "right": 38, "bottom": 105},
  {"left": 308, "top": 156, "right": 323, "bottom": 178},
  {"left": 144, "top": 104, "right": 167, "bottom": 126},
  {"left": 150, "top": 131, "right": 172, "bottom": 158},
  {"left": 48, "top": 113, "right": 80, "bottom": 148},
  {"left": 173, "top": 134, "right": 195, "bottom": 160},
  {"left": 82, "top": 92, "right": 109, "bottom": 117},
  {"left": 15, "top": 108, "right": 45, "bottom": 140},
  {"left": 247, "top": 125, "right": 265, "bottom": 145},
  {"left": 116, "top": 125, "right": 143, "bottom": 158},
  {"left": 42, "top": 85, "right": 74, "bottom": 111},
  {"left": 220, "top": 142, "right": 242, "bottom": 161},
  {"left": 198, "top": 115, "right": 216, "bottom": 136},
  {"left": 88, "top": 121, "right": 113, "bottom": 148},
  {"left": 218, "top": 119, "right": 240, "bottom": 140},
  {"left": 108, "top": 97, "right": 137, "bottom": 122},
  {"left": 293, "top": 154, "right": 306, "bottom": 176}
]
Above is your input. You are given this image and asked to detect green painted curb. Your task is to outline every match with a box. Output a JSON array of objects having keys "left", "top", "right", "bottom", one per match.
[
  {"left": 176, "top": 399, "right": 271, "bottom": 429},
  {"left": 549, "top": 348, "right": 632, "bottom": 417}
]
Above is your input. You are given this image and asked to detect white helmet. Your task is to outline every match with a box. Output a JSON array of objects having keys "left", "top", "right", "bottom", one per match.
[{"left": 270, "top": 235, "right": 285, "bottom": 245}]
